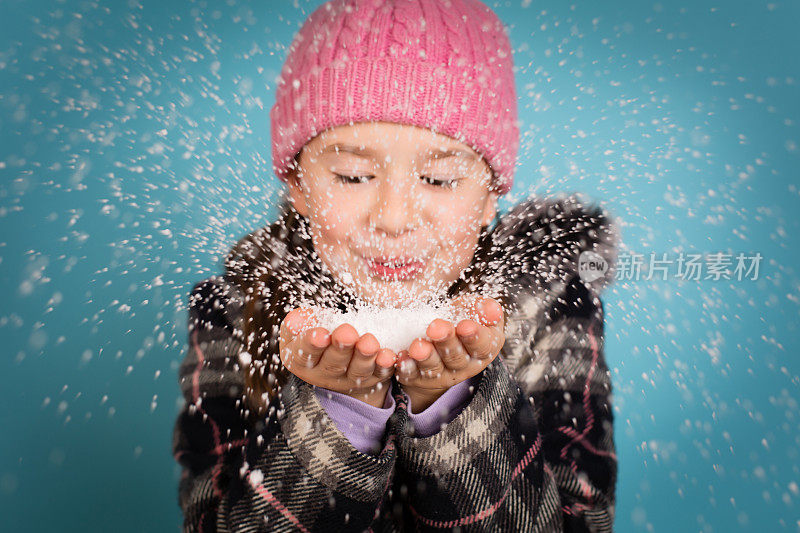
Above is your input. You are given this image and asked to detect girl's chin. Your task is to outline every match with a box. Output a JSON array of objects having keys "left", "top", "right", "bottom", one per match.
[
  {"left": 330, "top": 263, "right": 448, "bottom": 307},
  {"left": 356, "top": 278, "right": 449, "bottom": 308},
  {"left": 357, "top": 281, "right": 418, "bottom": 307}
]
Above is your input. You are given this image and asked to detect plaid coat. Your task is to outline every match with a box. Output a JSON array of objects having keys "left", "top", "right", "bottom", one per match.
[{"left": 172, "top": 194, "right": 619, "bottom": 532}]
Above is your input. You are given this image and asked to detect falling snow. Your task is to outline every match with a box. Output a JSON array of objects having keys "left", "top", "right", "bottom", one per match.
[{"left": 0, "top": 0, "right": 798, "bottom": 531}]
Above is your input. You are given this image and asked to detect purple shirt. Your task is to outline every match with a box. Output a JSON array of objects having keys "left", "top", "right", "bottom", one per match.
[{"left": 314, "top": 376, "right": 480, "bottom": 455}]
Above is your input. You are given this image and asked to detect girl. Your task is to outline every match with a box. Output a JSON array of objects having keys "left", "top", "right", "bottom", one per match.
[{"left": 172, "top": 1, "right": 619, "bottom": 531}]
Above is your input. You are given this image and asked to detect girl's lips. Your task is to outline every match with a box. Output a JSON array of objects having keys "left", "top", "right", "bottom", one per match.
[{"left": 365, "top": 258, "right": 425, "bottom": 280}]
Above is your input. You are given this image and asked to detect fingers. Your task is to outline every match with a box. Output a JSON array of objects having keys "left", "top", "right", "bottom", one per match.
[
  {"left": 317, "top": 323, "right": 359, "bottom": 378},
  {"left": 279, "top": 307, "right": 327, "bottom": 371},
  {"left": 455, "top": 298, "right": 505, "bottom": 361},
  {"left": 455, "top": 320, "right": 499, "bottom": 360},
  {"left": 426, "top": 318, "right": 470, "bottom": 371},
  {"left": 395, "top": 350, "right": 420, "bottom": 383},
  {"left": 408, "top": 337, "right": 444, "bottom": 379},
  {"left": 281, "top": 307, "right": 314, "bottom": 341},
  {"left": 374, "top": 348, "right": 397, "bottom": 381},
  {"left": 346, "top": 332, "right": 381, "bottom": 385},
  {"left": 477, "top": 297, "right": 504, "bottom": 328},
  {"left": 284, "top": 326, "right": 331, "bottom": 370},
  {"left": 453, "top": 295, "right": 504, "bottom": 327}
]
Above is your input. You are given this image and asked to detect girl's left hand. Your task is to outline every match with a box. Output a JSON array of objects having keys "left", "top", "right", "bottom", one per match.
[{"left": 395, "top": 295, "right": 506, "bottom": 413}]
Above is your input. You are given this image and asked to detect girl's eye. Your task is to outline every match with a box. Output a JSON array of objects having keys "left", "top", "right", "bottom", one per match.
[
  {"left": 334, "top": 174, "right": 374, "bottom": 184},
  {"left": 421, "top": 175, "right": 459, "bottom": 189},
  {"left": 334, "top": 173, "right": 459, "bottom": 188}
]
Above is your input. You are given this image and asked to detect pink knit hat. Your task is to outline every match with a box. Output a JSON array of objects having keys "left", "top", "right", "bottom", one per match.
[{"left": 269, "top": 0, "right": 519, "bottom": 195}]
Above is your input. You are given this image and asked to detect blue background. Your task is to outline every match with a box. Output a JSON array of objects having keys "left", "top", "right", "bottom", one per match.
[{"left": 1, "top": 0, "right": 798, "bottom": 531}]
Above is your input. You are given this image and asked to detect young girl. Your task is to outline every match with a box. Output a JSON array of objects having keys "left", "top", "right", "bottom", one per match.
[{"left": 172, "top": 1, "right": 619, "bottom": 531}]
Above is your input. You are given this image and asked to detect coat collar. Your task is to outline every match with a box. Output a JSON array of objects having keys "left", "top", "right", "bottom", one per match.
[
  {"left": 486, "top": 193, "right": 619, "bottom": 377},
  {"left": 486, "top": 192, "right": 619, "bottom": 303}
]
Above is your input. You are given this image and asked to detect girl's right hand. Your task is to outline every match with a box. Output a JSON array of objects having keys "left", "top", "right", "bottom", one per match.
[{"left": 279, "top": 307, "right": 397, "bottom": 407}]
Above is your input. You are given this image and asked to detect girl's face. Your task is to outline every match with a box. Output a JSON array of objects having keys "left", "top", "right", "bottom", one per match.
[{"left": 285, "top": 121, "right": 498, "bottom": 308}]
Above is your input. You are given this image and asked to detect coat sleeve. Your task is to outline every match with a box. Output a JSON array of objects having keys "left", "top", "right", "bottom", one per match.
[
  {"left": 521, "top": 275, "right": 617, "bottom": 531},
  {"left": 172, "top": 276, "right": 400, "bottom": 532},
  {"left": 392, "top": 275, "right": 617, "bottom": 532}
]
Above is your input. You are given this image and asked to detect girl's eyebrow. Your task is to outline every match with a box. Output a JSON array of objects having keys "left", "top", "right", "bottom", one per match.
[
  {"left": 428, "top": 148, "right": 477, "bottom": 161},
  {"left": 322, "top": 143, "right": 375, "bottom": 157},
  {"left": 321, "top": 143, "right": 476, "bottom": 161}
]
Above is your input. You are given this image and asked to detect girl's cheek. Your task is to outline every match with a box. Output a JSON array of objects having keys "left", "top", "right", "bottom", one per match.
[{"left": 430, "top": 193, "right": 474, "bottom": 220}]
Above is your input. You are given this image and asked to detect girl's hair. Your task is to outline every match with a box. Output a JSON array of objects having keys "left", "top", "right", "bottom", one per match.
[{"left": 224, "top": 159, "right": 509, "bottom": 420}]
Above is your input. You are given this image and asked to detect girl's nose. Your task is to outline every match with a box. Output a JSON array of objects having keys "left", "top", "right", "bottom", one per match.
[{"left": 369, "top": 177, "right": 420, "bottom": 237}]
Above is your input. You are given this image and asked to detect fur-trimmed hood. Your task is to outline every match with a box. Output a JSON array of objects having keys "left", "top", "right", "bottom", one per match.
[
  {"left": 483, "top": 193, "right": 619, "bottom": 378},
  {"left": 486, "top": 192, "right": 619, "bottom": 302}
]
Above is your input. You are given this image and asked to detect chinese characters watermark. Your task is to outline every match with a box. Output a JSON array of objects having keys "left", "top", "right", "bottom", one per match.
[{"left": 579, "top": 251, "right": 763, "bottom": 282}]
